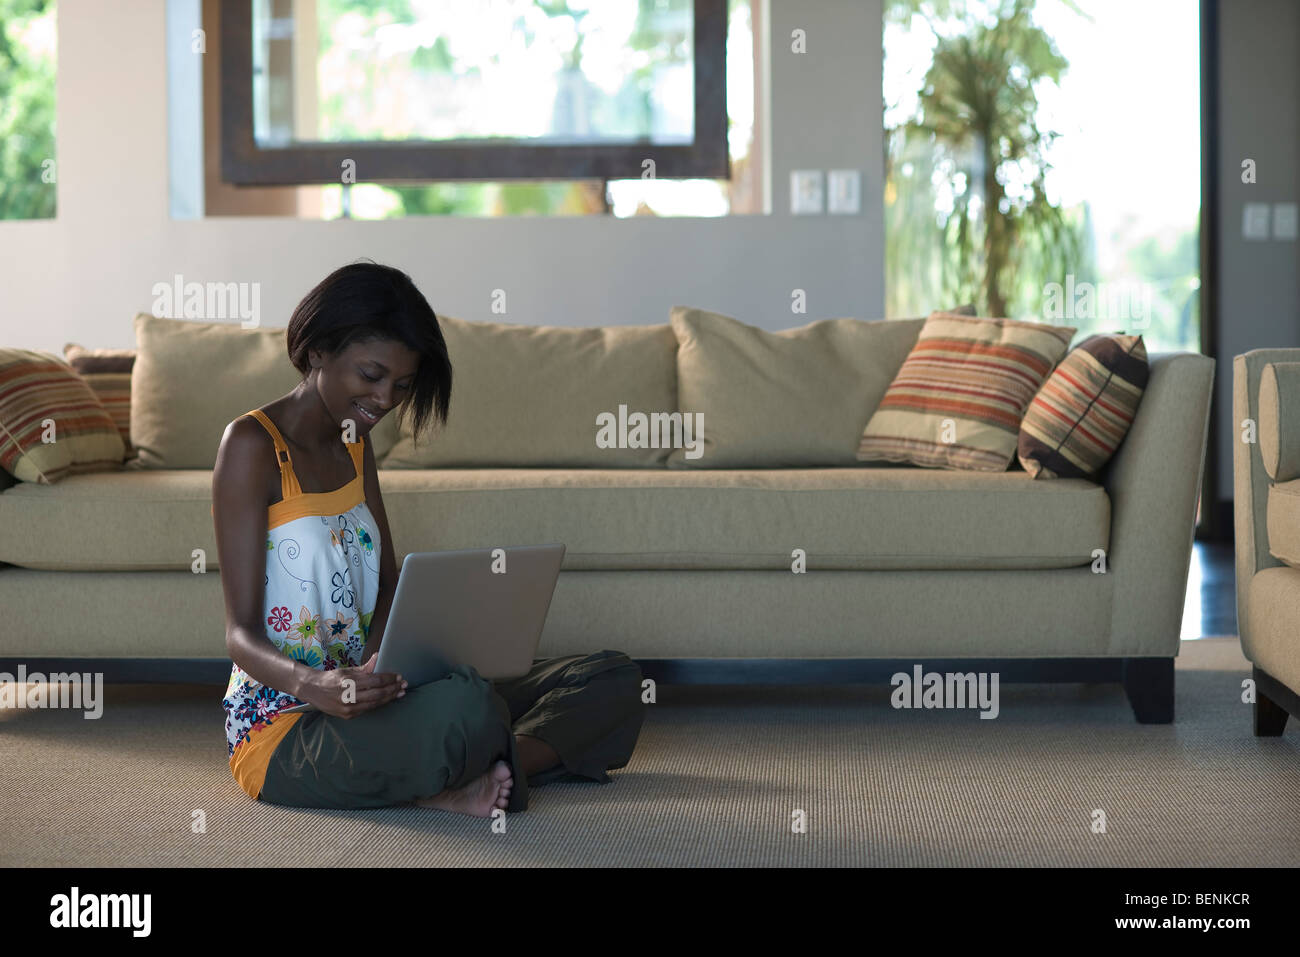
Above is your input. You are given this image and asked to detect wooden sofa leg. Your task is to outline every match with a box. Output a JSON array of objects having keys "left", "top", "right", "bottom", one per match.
[
  {"left": 1253, "top": 667, "right": 1290, "bottom": 737},
  {"left": 1123, "top": 657, "right": 1174, "bottom": 723}
]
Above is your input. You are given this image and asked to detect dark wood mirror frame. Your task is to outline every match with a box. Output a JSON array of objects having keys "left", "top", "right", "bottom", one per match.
[{"left": 219, "top": 0, "right": 730, "bottom": 186}]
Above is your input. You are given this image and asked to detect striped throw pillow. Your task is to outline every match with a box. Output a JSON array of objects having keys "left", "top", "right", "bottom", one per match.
[
  {"left": 857, "top": 312, "right": 1076, "bottom": 472},
  {"left": 62, "top": 342, "right": 136, "bottom": 374},
  {"left": 0, "top": 349, "right": 126, "bottom": 484},
  {"left": 1017, "top": 334, "right": 1148, "bottom": 479},
  {"left": 64, "top": 344, "right": 136, "bottom": 460}
]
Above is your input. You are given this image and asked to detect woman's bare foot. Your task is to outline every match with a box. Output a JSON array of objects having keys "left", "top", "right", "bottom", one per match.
[{"left": 414, "top": 760, "right": 513, "bottom": 817}]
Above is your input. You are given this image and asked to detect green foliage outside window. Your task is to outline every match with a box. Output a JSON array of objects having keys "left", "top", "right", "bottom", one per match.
[
  {"left": 886, "top": 0, "right": 1089, "bottom": 319},
  {"left": 314, "top": 0, "right": 739, "bottom": 219},
  {"left": 885, "top": 0, "right": 1200, "bottom": 353},
  {"left": 0, "top": 0, "right": 56, "bottom": 221}
]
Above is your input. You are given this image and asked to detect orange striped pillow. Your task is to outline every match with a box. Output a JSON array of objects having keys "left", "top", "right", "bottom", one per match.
[
  {"left": 857, "top": 312, "right": 1076, "bottom": 471},
  {"left": 1018, "top": 334, "right": 1148, "bottom": 478},
  {"left": 64, "top": 343, "right": 136, "bottom": 460},
  {"left": 78, "top": 372, "right": 135, "bottom": 460},
  {"left": 0, "top": 349, "right": 126, "bottom": 484}
]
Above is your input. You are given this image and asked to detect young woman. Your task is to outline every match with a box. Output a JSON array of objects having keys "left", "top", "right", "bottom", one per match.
[{"left": 211, "top": 261, "right": 644, "bottom": 816}]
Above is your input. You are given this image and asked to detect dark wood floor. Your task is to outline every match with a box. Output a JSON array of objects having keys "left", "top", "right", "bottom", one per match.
[{"left": 1185, "top": 542, "right": 1236, "bottom": 639}]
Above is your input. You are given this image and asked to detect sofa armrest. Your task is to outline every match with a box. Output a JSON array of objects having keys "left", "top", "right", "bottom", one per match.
[
  {"left": 1100, "top": 352, "right": 1214, "bottom": 654},
  {"left": 1232, "top": 349, "right": 1300, "bottom": 661}
]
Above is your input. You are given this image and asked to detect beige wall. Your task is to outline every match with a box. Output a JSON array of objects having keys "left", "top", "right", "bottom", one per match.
[{"left": 0, "top": 0, "right": 885, "bottom": 353}]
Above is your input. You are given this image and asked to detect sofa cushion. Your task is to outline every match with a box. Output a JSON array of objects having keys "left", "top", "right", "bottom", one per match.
[
  {"left": 1266, "top": 478, "right": 1300, "bottom": 568},
  {"left": 858, "top": 312, "right": 1077, "bottom": 471},
  {"left": 0, "top": 348, "right": 125, "bottom": 484},
  {"left": 1258, "top": 362, "right": 1300, "bottom": 482},
  {"left": 667, "top": 306, "right": 927, "bottom": 468},
  {"left": 381, "top": 315, "right": 679, "bottom": 468},
  {"left": 1018, "top": 333, "right": 1148, "bottom": 479},
  {"left": 0, "top": 466, "right": 1109, "bottom": 572},
  {"left": 1246, "top": 567, "right": 1300, "bottom": 697},
  {"left": 127, "top": 314, "right": 296, "bottom": 469},
  {"left": 124, "top": 313, "right": 402, "bottom": 469}
]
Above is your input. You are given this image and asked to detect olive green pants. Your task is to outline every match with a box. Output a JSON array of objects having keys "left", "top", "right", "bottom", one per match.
[{"left": 258, "top": 650, "right": 644, "bottom": 812}]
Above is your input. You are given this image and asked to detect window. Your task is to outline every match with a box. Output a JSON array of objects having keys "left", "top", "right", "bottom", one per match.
[
  {"left": 883, "top": 0, "right": 1201, "bottom": 352},
  {"left": 0, "top": 0, "right": 56, "bottom": 221},
  {"left": 205, "top": 0, "right": 760, "bottom": 219}
]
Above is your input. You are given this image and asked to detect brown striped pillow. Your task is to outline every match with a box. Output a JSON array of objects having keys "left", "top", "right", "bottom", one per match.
[
  {"left": 857, "top": 312, "right": 1076, "bottom": 471},
  {"left": 63, "top": 344, "right": 136, "bottom": 460},
  {"left": 0, "top": 349, "right": 126, "bottom": 484},
  {"left": 62, "top": 342, "right": 136, "bottom": 374},
  {"left": 1017, "top": 334, "right": 1148, "bottom": 479}
]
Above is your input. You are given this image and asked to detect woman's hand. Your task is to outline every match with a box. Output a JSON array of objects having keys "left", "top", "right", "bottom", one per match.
[{"left": 301, "top": 653, "right": 406, "bottom": 718}]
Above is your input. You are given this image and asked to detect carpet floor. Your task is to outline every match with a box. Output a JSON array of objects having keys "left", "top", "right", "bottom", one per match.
[{"left": 2, "top": 638, "right": 1297, "bottom": 867}]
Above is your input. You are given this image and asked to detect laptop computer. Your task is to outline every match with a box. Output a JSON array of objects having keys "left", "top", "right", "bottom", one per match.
[{"left": 279, "top": 543, "right": 565, "bottom": 713}]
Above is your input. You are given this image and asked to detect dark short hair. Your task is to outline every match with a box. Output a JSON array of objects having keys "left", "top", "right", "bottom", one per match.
[{"left": 286, "top": 260, "right": 451, "bottom": 443}]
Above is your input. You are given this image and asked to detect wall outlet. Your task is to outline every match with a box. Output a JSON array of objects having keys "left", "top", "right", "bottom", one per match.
[
  {"left": 1272, "top": 202, "right": 1298, "bottom": 241},
  {"left": 827, "top": 170, "right": 861, "bottom": 214},
  {"left": 1243, "top": 202, "right": 1271, "bottom": 241},
  {"left": 790, "top": 170, "right": 824, "bottom": 215}
]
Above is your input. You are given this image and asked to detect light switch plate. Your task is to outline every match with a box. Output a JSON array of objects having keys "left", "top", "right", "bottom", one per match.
[
  {"left": 1272, "top": 202, "right": 1298, "bottom": 240},
  {"left": 1243, "top": 202, "right": 1271, "bottom": 241},
  {"left": 827, "top": 169, "right": 861, "bottom": 214},
  {"left": 790, "top": 170, "right": 824, "bottom": 215}
]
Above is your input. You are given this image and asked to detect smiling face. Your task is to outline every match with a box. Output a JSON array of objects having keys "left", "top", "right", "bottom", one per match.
[{"left": 309, "top": 337, "right": 421, "bottom": 436}]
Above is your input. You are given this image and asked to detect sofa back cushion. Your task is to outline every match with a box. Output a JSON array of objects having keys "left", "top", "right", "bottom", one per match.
[
  {"left": 380, "top": 314, "right": 680, "bottom": 468},
  {"left": 127, "top": 314, "right": 302, "bottom": 469},
  {"left": 667, "top": 306, "right": 927, "bottom": 468},
  {"left": 126, "top": 313, "right": 401, "bottom": 469}
]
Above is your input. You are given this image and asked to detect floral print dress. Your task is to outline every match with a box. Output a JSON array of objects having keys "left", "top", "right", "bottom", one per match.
[{"left": 220, "top": 408, "right": 383, "bottom": 799}]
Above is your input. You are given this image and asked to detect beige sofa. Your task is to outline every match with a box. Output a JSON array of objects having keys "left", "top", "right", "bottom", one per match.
[
  {"left": 0, "top": 312, "right": 1215, "bottom": 722},
  {"left": 1233, "top": 350, "right": 1300, "bottom": 734}
]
